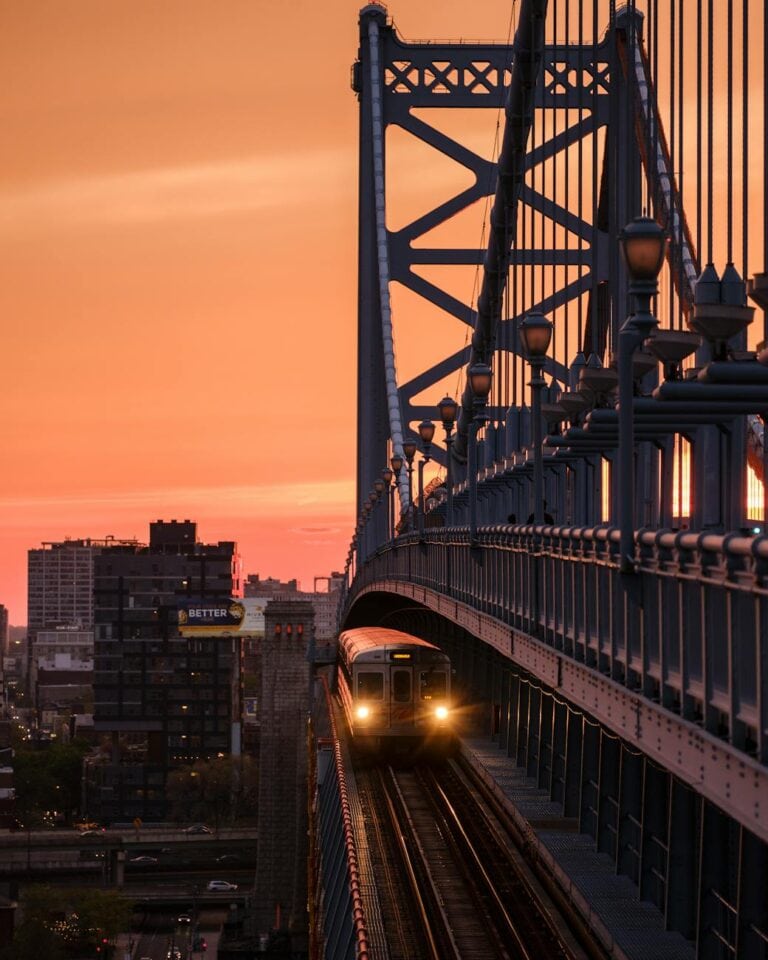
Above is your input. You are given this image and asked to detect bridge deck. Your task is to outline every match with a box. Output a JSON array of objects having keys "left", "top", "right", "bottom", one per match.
[{"left": 463, "top": 737, "right": 695, "bottom": 960}]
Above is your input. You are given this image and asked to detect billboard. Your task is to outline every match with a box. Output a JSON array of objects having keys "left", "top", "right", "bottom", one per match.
[{"left": 177, "top": 598, "right": 266, "bottom": 638}]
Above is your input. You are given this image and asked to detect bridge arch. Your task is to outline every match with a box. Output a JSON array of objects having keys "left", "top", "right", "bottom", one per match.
[{"left": 344, "top": 575, "right": 768, "bottom": 846}]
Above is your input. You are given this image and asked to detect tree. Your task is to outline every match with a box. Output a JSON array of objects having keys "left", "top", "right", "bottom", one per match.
[
  {"left": 165, "top": 756, "right": 258, "bottom": 827},
  {"left": 14, "top": 739, "right": 90, "bottom": 826},
  {"left": 0, "top": 884, "right": 132, "bottom": 960}
]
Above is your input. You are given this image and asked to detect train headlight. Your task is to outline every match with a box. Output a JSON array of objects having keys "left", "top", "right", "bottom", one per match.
[
  {"left": 356, "top": 705, "right": 370, "bottom": 720},
  {"left": 435, "top": 705, "right": 448, "bottom": 721}
]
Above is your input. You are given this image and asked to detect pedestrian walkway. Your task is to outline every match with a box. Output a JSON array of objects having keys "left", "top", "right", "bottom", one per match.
[{"left": 462, "top": 737, "right": 695, "bottom": 960}]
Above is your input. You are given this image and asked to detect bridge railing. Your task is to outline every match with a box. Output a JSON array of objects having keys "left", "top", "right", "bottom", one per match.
[
  {"left": 310, "top": 677, "right": 370, "bottom": 960},
  {"left": 346, "top": 525, "right": 768, "bottom": 767}
]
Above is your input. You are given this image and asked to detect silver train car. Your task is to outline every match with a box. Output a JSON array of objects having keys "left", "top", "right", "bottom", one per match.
[{"left": 337, "top": 626, "right": 453, "bottom": 753}]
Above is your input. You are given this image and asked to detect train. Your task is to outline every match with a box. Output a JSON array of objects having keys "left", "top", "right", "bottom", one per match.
[{"left": 337, "top": 626, "right": 454, "bottom": 754}]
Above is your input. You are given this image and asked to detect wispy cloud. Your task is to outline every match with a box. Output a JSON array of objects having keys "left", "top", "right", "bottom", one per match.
[
  {"left": 0, "top": 150, "right": 354, "bottom": 233},
  {"left": 0, "top": 480, "right": 354, "bottom": 522}
]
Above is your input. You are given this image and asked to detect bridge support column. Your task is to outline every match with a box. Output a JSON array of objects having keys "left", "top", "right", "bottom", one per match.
[{"left": 253, "top": 601, "right": 314, "bottom": 953}]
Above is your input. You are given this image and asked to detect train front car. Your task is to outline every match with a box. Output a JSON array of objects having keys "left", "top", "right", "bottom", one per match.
[{"left": 337, "top": 627, "right": 454, "bottom": 757}]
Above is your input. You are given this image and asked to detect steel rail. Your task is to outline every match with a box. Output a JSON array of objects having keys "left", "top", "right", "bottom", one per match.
[
  {"left": 418, "top": 765, "right": 536, "bottom": 960},
  {"left": 376, "top": 766, "right": 460, "bottom": 960}
]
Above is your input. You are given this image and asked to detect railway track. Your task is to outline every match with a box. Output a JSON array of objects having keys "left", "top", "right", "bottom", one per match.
[{"left": 356, "top": 756, "right": 594, "bottom": 960}]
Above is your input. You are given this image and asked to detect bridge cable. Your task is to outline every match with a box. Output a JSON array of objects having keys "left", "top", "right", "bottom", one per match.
[{"left": 366, "top": 16, "right": 407, "bottom": 509}]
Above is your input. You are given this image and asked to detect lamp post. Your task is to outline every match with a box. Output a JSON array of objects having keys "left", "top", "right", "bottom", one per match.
[
  {"left": 618, "top": 215, "right": 666, "bottom": 572},
  {"left": 381, "top": 467, "right": 394, "bottom": 541},
  {"left": 468, "top": 363, "right": 493, "bottom": 545},
  {"left": 403, "top": 439, "right": 418, "bottom": 530},
  {"left": 438, "top": 395, "right": 458, "bottom": 526},
  {"left": 390, "top": 453, "right": 403, "bottom": 538},
  {"left": 519, "top": 312, "right": 554, "bottom": 524},
  {"left": 417, "top": 419, "right": 435, "bottom": 539},
  {"left": 373, "top": 479, "right": 386, "bottom": 548}
]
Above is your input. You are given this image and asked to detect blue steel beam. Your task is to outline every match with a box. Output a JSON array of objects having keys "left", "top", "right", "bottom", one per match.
[{"left": 453, "top": 0, "right": 550, "bottom": 459}]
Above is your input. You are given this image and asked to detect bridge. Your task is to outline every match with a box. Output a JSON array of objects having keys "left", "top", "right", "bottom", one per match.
[{"left": 289, "top": 3, "right": 768, "bottom": 959}]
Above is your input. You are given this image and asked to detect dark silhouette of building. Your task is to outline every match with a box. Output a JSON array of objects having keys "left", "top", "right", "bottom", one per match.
[{"left": 87, "top": 520, "right": 242, "bottom": 822}]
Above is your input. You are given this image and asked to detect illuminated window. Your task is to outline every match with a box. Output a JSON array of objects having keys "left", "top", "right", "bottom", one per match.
[
  {"left": 601, "top": 457, "right": 611, "bottom": 522},
  {"left": 747, "top": 463, "right": 765, "bottom": 525},
  {"left": 672, "top": 436, "right": 691, "bottom": 527}
]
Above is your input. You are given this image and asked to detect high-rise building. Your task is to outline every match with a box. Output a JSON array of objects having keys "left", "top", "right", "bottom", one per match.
[
  {"left": 27, "top": 538, "right": 137, "bottom": 633},
  {"left": 26, "top": 537, "right": 137, "bottom": 696},
  {"left": 88, "top": 520, "right": 242, "bottom": 822}
]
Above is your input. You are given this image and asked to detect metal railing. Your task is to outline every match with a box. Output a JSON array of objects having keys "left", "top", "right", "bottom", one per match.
[{"left": 312, "top": 676, "right": 370, "bottom": 960}]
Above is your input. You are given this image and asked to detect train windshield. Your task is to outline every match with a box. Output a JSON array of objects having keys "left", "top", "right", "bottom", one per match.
[
  {"left": 358, "top": 672, "right": 384, "bottom": 700},
  {"left": 420, "top": 670, "right": 447, "bottom": 700}
]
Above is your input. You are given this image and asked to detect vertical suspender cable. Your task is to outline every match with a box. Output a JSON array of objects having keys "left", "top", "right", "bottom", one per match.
[
  {"left": 577, "top": 0, "right": 584, "bottom": 351},
  {"left": 652, "top": 0, "right": 659, "bottom": 219},
  {"left": 629, "top": 10, "right": 697, "bottom": 302},
  {"left": 590, "top": 0, "right": 598, "bottom": 357},
  {"left": 677, "top": 0, "right": 685, "bottom": 327},
  {"left": 669, "top": 0, "right": 676, "bottom": 327},
  {"left": 561, "top": 0, "right": 569, "bottom": 375},
  {"left": 742, "top": 0, "right": 748, "bottom": 278},
  {"left": 645, "top": 0, "right": 653, "bottom": 212},
  {"left": 696, "top": 0, "right": 703, "bottom": 266},
  {"left": 609, "top": 0, "right": 618, "bottom": 355},
  {"left": 727, "top": 0, "right": 734, "bottom": 264},
  {"left": 707, "top": 0, "right": 714, "bottom": 264},
  {"left": 554, "top": 0, "right": 560, "bottom": 373}
]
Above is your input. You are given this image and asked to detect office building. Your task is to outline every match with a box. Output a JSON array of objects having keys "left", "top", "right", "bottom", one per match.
[{"left": 87, "top": 520, "right": 242, "bottom": 822}]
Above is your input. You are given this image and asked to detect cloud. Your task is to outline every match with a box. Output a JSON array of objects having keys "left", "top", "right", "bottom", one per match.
[
  {"left": 0, "top": 480, "right": 355, "bottom": 524},
  {"left": 0, "top": 150, "right": 354, "bottom": 233}
]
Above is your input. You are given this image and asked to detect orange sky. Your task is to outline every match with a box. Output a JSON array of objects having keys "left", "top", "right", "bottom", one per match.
[{"left": 0, "top": 2, "right": 518, "bottom": 622}]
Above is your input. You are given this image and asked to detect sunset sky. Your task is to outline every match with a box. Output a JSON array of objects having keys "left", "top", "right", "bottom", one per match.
[{"left": 0, "top": 1, "right": 516, "bottom": 622}]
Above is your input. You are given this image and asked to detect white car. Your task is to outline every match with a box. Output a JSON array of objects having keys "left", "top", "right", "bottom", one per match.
[{"left": 207, "top": 879, "right": 238, "bottom": 891}]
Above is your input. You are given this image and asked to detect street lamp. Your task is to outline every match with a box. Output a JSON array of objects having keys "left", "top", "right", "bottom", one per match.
[
  {"left": 390, "top": 453, "right": 403, "bottom": 536},
  {"left": 382, "top": 467, "right": 394, "bottom": 540},
  {"left": 373, "top": 478, "right": 386, "bottom": 547},
  {"left": 618, "top": 215, "right": 666, "bottom": 571},
  {"left": 438, "top": 395, "right": 458, "bottom": 526},
  {"left": 417, "top": 419, "right": 435, "bottom": 539},
  {"left": 403, "top": 439, "right": 418, "bottom": 529},
  {"left": 468, "top": 363, "right": 493, "bottom": 545},
  {"left": 519, "top": 311, "right": 554, "bottom": 524}
]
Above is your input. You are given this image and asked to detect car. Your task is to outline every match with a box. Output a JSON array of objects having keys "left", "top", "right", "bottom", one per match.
[
  {"left": 183, "top": 824, "right": 212, "bottom": 835},
  {"left": 129, "top": 855, "right": 158, "bottom": 864},
  {"left": 207, "top": 879, "right": 238, "bottom": 891},
  {"left": 215, "top": 854, "right": 240, "bottom": 863},
  {"left": 78, "top": 829, "right": 102, "bottom": 837},
  {"left": 177, "top": 915, "right": 191, "bottom": 924}
]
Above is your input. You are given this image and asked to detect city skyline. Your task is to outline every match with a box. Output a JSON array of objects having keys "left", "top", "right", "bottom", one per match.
[{"left": 0, "top": 1, "right": 508, "bottom": 622}]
